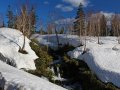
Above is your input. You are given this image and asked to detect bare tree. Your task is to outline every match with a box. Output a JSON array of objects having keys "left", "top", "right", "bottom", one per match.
[
  {"left": 111, "top": 14, "right": 120, "bottom": 44},
  {"left": 38, "top": 18, "right": 43, "bottom": 35},
  {"left": 14, "top": 2, "right": 37, "bottom": 53},
  {"left": 96, "top": 13, "right": 102, "bottom": 44},
  {"left": 87, "top": 12, "right": 108, "bottom": 44},
  {"left": 47, "top": 11, "right": 64, "bottom": 49},
  {"left": 64, "top": 18, "right": 74, "bottom": 35},
  {"left": 15, "top": 5, "right": 28, "bottom": 53},
  {"left": 83, "top": 19, "right": 87, "bottom": 53}
]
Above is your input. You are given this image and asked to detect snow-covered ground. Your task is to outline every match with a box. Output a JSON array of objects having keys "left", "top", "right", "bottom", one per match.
[
  {"left": 0, "top": 28, "right": 66, "bottom": 90},
  {"left": 0, "top": 60, "right": 66, "bottom": 90},
  {"left": 32, "top": 34, "right": 120, "bottom": 88},
  {"left": 31, "top": 34, "right": 81, "bottom": 47},
  {"left": 0, "top": 28, "right": 38, "bottom": 70},
  {"left": 68, "top": 36, "right": 120, "bottom": 87}
]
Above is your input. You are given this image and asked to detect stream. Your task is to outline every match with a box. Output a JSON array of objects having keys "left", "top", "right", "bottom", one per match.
[{"left": 50, "top": 52, "right": 82, "bottom": 90}]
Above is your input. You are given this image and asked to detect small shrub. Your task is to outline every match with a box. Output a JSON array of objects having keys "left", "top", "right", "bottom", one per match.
[
  {"left": 63, "top": 55, "right": 70, "bottom": 62},
  {"left": 31, "top": 38, "right": 39, "bottom": 45},
  {"left": 53, "top": 44, "right": 75, "bottom": 56},
  {"left": 29, "top": 41, "right": 53, "bottom": 80},
  {"left": 105, "top": 83, "right": 118, "bottom": 90},
  {"left": 60, "top": 56, "right": 79, "bottom": 79}
]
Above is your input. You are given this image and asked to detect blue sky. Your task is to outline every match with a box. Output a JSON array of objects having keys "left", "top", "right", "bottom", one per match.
[{"left": 0, "top": 0, "right": 120, "bottom": 26}]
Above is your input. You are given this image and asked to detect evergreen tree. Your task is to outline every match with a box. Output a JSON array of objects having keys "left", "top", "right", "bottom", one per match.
[
  {"left": 74, "top": 3, "right": 85, "bottom": 36},
  {"left": 7, "top": 5, "right": 14, "bottom": 28}
]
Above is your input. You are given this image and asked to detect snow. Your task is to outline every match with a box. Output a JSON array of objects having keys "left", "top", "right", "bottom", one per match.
[
  {"left": 0, "top": 60, "right": 66, "bottom": 90},
  {"left": 68, "top": 36, "right": 120, "bottom": 87},
  {"left": 0, "top": 29, "right": 66, "bottom": 90},
  {"left": 31, "top": 34, "right": 120, "bottom": 87},
  {"left": 31, "top": 34, "right": 81, "bottom": 47},
  {"left": 0, "top": 28, "right": 38, "bottom": 70}
]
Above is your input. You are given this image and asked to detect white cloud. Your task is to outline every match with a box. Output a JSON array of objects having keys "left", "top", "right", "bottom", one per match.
[
  {"left": 62, "top": 6, "right": 73, "bottom": 12},
  {"left": 55, "top": 0, "right": 89, "bottom": 12},
  {"left": 62, "top": 0, "right": 89, "bottom": 7},
  {"left": 56, "top": 4, "right": 63, "bottom": 8},
  {"left": 56, "top": 4, "right": 73, "bottom": 12}
]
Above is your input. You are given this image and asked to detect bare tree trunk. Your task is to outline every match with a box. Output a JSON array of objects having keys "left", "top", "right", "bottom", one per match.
[
  {"left": 106, "top": 26, "right": 107, "bottom": 36},
  {"left": 98, "top": 19, "right": 100, "bottom": 44},
  {"left": 41, "top": 28, "right": 43, "bottom": 35},
  {"left": 117, "top": 24, "right": 120, "bottom": 44},
  {"left": 84, "top": 30, "right": 87, "bottom": 52},
  {"left": 98, "top": 33, "right": 100, "bottom": 44},
  {"left": 79, "top": 22, "right": 82, "bottom": 45},
  {"left": 21, "top": 34, "right": 26, "bottom": 50},
  {"left": 83, "top": 19, "right": 87, "bottom": 52},
  {"left": 47, "top": 29, "right": 49, "bottom": 52},
  {"left": 55, "top": 27, "right": 60, "bottom": 48},
  {"left": 28, "top": 18, "right": 31, "bottom": 38}
]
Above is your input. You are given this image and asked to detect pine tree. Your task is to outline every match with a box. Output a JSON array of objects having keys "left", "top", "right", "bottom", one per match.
[
  {"left": 7, "top": 5, "right": 14, "bottom": 28},
  {"left": 73, "top": 3, "right": 85, "bottom": 36}
]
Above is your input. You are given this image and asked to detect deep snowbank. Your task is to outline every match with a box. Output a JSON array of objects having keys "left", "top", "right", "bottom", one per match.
[
  {"left": 68, "top": 36, "right": 120, "bottom": 87},
  {"left": 0, "top": 28, "right": 38, "bottom": 70},
  {"left": 0, "top": 60, "right": 66, "bottom": 90}
]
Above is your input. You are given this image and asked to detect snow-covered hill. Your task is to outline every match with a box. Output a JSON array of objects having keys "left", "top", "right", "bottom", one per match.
[
  {"left": 0, "top": 28, "right": 38, "bottom": 70},
  {"left": 0, "top": 28, "right": 66, "bottom": 90},
  {"left": 0, "top": 60, "right": 66, "bottom": 90}
]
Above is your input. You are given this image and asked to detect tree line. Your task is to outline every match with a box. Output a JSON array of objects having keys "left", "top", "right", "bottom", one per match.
[
  {"left": 73, "top": 3, "right": 120, "bottom": 37},
  {"left": 0, "top": 3, "right": 120, "bottom": 40}
]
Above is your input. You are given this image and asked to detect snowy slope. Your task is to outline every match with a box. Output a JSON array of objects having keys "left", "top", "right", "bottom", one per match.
[
  {"left": 0, "top": 60, "right": 66, "bottom": 90},
  {"left": 68, "top": 36, "right": 120, "bottom": 87},
  {"left": 31, "top": 34, "right": 81, "bottom": 47},
  {"left": 0, "top": 28, "right": 38, "bottom": 70}
]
